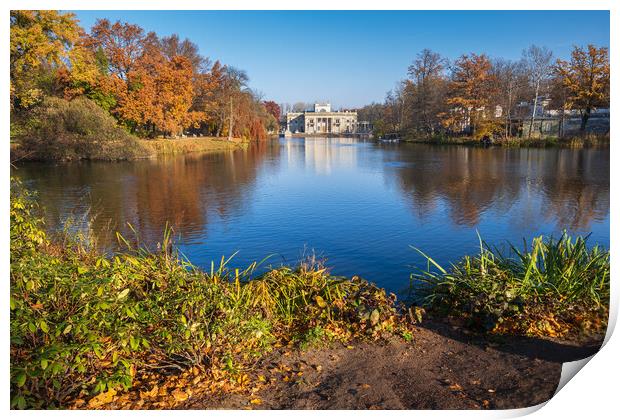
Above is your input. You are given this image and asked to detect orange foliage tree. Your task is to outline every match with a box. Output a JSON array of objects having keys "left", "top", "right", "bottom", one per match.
[
  {"left": 554, "top": 45, "right": 610, "bottom": 132},
  {"left": 440, "top": 53, "right": 498, "bottom": 137},
  {"left": 12, "top": 14, "right": 279, "bottom": 141}
]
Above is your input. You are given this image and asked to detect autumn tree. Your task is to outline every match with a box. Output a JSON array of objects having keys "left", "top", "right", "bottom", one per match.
[
  {"left": 491, "top": 58, "right": 527, "bottom": 138},
  {"left": 262, "top": 101, "right": 281, "bottom": 132},
  {"left": 263, "top": 101, "right": 281, "bottom": 122},
  {"left": 160, "top": 34, "right": 209, "bottom": 74},
  {"left": 57, "top": 34, "right": 118, "bottom": 112},
  {"left": 404, "top": 49, "right": 448, "bottom": 135},
  {"left": 10, "top": 10, "right": 80, "bottom": 109},
  {"left": 11, "top": 13, "right": 291, "bottom": 142},
  {"left": 521, "top": 45, "right": 553, "bottom": 137},
  {"left": 548, "top": 74, "right": 572, "bottom": 137},
  {"left": 115, "top": 32, "right": 195, "bottom": 137},
  {"left": 87, "top": 19, "right": 145, "bottom": 81},
  {"left": 213, "top": 66, "right": 249, "bottom": 138},
  {"left": 382, "top": 83, "right": 407, "bottom": 134},
  {"left": 441, "top": 53, "right": 498, "bottom": 137},
  {"left": 554, "top": 45, "right": 610, "bottom": 132},
  {"left": 357, "top": 103, "right": 385, "bottom": 124}
]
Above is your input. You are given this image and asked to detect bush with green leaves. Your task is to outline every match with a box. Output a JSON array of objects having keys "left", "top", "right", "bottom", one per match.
[
  {"left": 17, "top": 96, "right": 148, "bottom": 161},
  {"left": 411, "top": 234, "right": 610, "bottom": 336},
  {"left": 10, "top": 181, "right": 412, "bottom": 409}
]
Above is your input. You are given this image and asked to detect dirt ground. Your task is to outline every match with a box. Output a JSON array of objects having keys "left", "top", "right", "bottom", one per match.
[{"left": 181, "top": 319, "right": 603, "bottom": 410}]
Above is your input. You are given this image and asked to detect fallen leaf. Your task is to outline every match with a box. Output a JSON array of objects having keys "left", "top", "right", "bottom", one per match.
[
  {"left": 172, "top": 389, "right": 188, "bottom": 402},
  {"left": 88, "top": 389, "right": 117, "bottom": 408},
  {"left": 250, "top": 398, "right": 262, "bottom": 405}
]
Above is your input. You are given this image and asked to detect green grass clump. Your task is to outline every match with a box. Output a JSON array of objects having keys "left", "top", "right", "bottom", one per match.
[
  {"left": 10, "top": 179, "right": 411, "bottom": 409},
  {"left": 411, "top": 234, "right": 609, "bottom": 337}
]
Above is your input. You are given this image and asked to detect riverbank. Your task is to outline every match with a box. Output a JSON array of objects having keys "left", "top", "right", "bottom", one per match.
[
  {"left": 139, "top": 137, "right": 249, "bottom": 156},
  {"left": 399, "top": 133, "right": 610, "bottom": 148},
  {"left": 10, "top": 181, "right": 609, "bottom": 409},
  {"left": 10, "top": 136, "right": 250, "bottom": 163}
]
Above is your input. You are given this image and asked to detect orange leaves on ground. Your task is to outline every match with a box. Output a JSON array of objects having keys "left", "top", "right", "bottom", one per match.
[{"left": 87, "top": 388, "right": 117, "bottom": 408}]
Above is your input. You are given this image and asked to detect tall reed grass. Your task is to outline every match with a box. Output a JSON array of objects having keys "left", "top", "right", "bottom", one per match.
[{"left": 410, "top": 233, "right": 610, "bottom": 336}]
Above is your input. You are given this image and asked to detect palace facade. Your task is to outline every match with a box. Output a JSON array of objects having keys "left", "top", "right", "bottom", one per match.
[{"left": 285, "top": 103, "right": 370, "bottom": 135}]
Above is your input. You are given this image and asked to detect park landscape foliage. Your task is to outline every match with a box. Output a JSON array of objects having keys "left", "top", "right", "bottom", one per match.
[
  {"left": 11, "top": 11, "right": 281, "bottom": 160},
  {"left": 9, "top": 10, "right": 611, "bottom": 410},
  {"left": 10, "top": 178, "right": 609, "bottom": 409},
  {"left": 358, "top": 45, "right": 609, "bottom": 142}
]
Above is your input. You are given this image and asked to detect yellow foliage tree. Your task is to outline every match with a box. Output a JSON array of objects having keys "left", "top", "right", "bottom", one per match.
[
  {"left": 10, "top": 10, "right": 80, "bottom": 108},
  {"left": 554, "top": 45, "right": 610, "bottom": 132}
]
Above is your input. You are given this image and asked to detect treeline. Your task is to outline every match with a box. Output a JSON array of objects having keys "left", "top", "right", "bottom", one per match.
[
  {"left": 358, "top": 45, "right": 609, "bottom": 140},
  {"left": 10, "top": 10, "right": 281, "bottom": 145}
]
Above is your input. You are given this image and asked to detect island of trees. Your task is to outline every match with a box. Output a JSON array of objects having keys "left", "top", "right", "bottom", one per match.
[
  {"left": 10, "top": 10, "right": 281, "bottom": 160},
  {"left": 358, "top": 45, "right": 609, "bottom": 144}
]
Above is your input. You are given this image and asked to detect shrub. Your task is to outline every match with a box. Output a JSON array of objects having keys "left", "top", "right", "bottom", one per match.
[
  {"left": 18, "top": 96, "right": 148, "bottom": 161},
  {"left": 10, "top": 178, "right": 47, "bottom": 260},
  {"left": 410, "top": 234, "right": 609, "bottom": 337},
  {"left": 10, "top": 182, "right": 413, "bottom": 409}
]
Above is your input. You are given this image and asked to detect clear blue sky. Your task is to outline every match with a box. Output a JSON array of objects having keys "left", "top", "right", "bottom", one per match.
[{"left": 70, "top": 10, "right": 609, "bottom": 108}]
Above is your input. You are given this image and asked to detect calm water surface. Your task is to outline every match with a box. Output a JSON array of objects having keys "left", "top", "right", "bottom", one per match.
[{"left": 13, "top": 138, "right": 610, "bottom": 294}]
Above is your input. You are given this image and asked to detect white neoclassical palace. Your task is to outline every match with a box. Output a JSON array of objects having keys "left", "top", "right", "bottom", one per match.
[{"left": 285, "top": 103, "right": 370, "bottom": 135}]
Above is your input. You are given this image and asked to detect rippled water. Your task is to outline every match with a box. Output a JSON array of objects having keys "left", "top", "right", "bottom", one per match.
[{"left": 12, "top": 137, "right": 610, "bottom": 294}]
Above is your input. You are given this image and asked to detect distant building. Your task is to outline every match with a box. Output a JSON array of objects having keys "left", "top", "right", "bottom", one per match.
[
  {"left": 285, "top": 103, "right": 370, "bottom": 135},
  {"left": 510, "top": 98, "right": 609, "bottom": 137}
]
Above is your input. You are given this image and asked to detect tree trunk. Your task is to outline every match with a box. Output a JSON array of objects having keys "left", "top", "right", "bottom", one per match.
[
  {"left": 228, "top": 97, "right": 233, "bottom": 141},
  {"left": 580, "top": 107, "right": 591, "bottom": 132},
  {"left": 558, "top": 104, "right": 565, "bottom": 138},
  {"left": 528, "top": 80, "right": 540, "bottom": 138},
  {"left": 215, "top": 125, "right": 221, "bottom": 138}
]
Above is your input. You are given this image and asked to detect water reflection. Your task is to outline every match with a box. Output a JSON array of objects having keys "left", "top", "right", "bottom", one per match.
[
  {"left": 17, "top": 141, "right": 281, "bottom": 248},
  {"left": 383, "top": 145, "right": 609, "bottom": 231},
  {"left": 12, "top": 138, "right": 609, "bottom": 292}
]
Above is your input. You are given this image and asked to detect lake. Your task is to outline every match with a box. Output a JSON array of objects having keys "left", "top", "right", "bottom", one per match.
[{"left": 12, "top": 137, "right": 610, "bottom": 295}]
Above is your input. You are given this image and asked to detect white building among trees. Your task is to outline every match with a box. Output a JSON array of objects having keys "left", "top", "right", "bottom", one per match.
[{"left": 285, "top": 103, "right": 370, "bottom": 135}]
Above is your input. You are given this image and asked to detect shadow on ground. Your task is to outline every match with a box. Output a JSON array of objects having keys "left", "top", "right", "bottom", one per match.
[{"left": 181, "top": 319, "right": 604, "bottom": 410}]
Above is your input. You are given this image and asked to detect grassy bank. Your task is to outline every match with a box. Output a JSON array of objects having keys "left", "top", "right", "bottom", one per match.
[
  {"left": 139, "top": 137, "right": 248, "bottom": 156},
  {"left": 10, "top": 97, "right": 250, "bottom": 163},
  {"left": 10, "top": 179, "right": 411, "bottom": 409},
  {"left": 410, "top": 235, "right": 609, "bottom": 337},
  {"left": 10, "top": 180, "right": 609, "bottom": 409},
  {"left": 401, "top": 133, "right": 610, "bottom": 148},
  {"left": 12, "top": 136, "right": 251, "bottom": 163}
]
